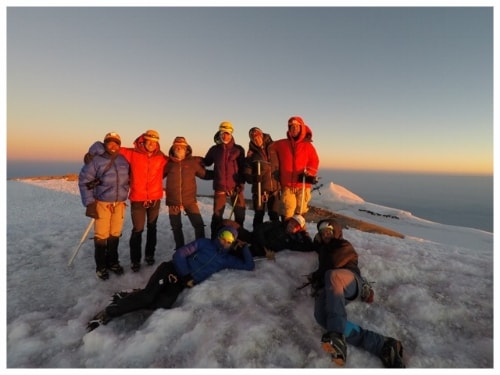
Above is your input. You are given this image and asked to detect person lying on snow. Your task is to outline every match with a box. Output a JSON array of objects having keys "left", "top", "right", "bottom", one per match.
[
  {"left": 250, "top": 214, "right": 315, "bottom": 258},
  {"left": 309, "top": 219, "right": 405, "bottom": 368},
  {"left": 86, "top": 226, "right": 254, "bottom": 332}
]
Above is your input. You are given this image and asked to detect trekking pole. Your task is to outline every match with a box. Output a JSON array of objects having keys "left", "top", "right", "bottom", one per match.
[
  {"left": 256, "top": 161, "right": 262, "bottom": 209},
  {"left": 68, "top": 218, "right": 95, "bottom": 267},
  {"left": 228, "top": 192, "right": 239, "bottom": 220}
]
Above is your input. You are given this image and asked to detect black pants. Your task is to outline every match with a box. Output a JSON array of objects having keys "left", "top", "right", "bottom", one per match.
[
  {"left": 168, "top": 202, "right": 205, "bottom": 249},
  {"left": 252, "top": 191, "right": 280, "bottom": 229},
  {"left": 106, "top": 261, "right": 184, "bottom": 318},
  {"left": 129, "top": 200, "right": 161, "bottom": 263},
  {"left": 210, "top": 190, "right": 246, "bottom": 238}
]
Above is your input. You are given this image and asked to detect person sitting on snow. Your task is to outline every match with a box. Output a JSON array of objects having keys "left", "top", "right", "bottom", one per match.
[
  {"left": 309, "top": 219, "right": 405, "bottom": 368},
  {"left": 86, "top": 226, "right": 254, "bottom": 332}
]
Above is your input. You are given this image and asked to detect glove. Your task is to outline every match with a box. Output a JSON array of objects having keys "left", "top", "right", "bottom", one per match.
[
  {"left": 254, "top": 175, "right": 263, "bottom": 183},
  {"left": 181, "top": 274, "right": 195, "bottom": 288},
  {"left": 298, "top": 173, "right": 319, "bottom": 184},
  {"left": 230, "top": 239, "right": 247, "bottom": 251},
  {"left": 85, "top": 202, "right": 98, "bottom": 218},
  {"left": 264, "top": 247, "right": 276, "bottom": 261}
]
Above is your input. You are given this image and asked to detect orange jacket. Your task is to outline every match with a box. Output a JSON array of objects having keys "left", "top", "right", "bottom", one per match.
[
  {"left": 270, "top": 123, "right": 319, "bottom": 189},
  {"left": 120, "top": 134, "right": 168, "bottom": 202}
]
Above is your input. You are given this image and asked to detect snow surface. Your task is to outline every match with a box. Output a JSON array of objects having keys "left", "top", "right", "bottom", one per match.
[{"left": 5, "top": 178, "right": 494, "bottom": 370}]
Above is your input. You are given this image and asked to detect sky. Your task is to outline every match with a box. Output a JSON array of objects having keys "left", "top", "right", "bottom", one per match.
[
  {"left": 4, "top": 3, "right": 494, "bottom": 175},
  {"left": 5, "top": 176, "right": 493, "bottom": 369}
]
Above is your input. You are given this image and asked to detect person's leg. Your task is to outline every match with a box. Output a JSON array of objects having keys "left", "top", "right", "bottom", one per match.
[
  {"left": 280, "top": 187, "right": 297, "bottom": 220},
  {"left": 106, "top": 261, "right": 174, "bottom": 317},
  {"left": 252, "top": 194, "right": 265, "bottom": 229},
  {"left": 210, "top": 191, "right": 226, "bottom": 239},
  {"left": 324, "top": 269, "right": 357, "bottom": 333},
  {"left": 266, "top": 192, "right": 280, "bottom": 222},
  {"left": 317, "top": 269, "right": 357, "bottom": 365},
  {"left": 145, "top": 200, "right": 161, "bottom": 264},
  {"left": 129, "top": 201, "right": 146, "bottom": 269},
  {"left": 185, "top": 203, "right": 205, "bottom": 240},
  {"left": 295, "top": 187, "right": 312, "bottom": 215},
  {"left": 94, "top": 201, "right": 112, "bottom": 279},
  {"left": 233, "top": 188, "right": 246, "bottom": 226},
  {"left": 169, "top": 206, "right": 185, "bottom": 249},
  {"left": 107, "top": 202, "right": 126, "bottom": 273}
]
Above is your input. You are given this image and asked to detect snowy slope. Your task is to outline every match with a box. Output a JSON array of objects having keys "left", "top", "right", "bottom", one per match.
[{"left": 5, "top": 178, "right": 493, "bottom": 369}]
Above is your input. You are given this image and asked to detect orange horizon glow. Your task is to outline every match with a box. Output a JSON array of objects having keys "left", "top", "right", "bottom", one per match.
[{"left": 6, "top": 155, "right": 493, "bottom": 177}]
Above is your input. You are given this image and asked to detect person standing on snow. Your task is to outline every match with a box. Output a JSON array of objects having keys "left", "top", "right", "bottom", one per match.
[
  {"left": 243, "top": 127, "right": 280, "bottom": 230},
  {"left": 164, "top": 136, "right": 213, "bottom": 249},
  {"left": 85, "top": 130, "right": 168, "bottom": 272},
  {"left": 203, "top": 121, "right": 246, "bottom": 239},
  {"left": 120, "top": 130, "right": 168, "bottom": 272},
  {"left": 78, "top": 132, "right": 130, "bottom": 280},
  {"left": 308, "top": 219, "right": 405, "bottom": 368},
  {"left": 269, "top": 116, "right": 319, "bottom": 220},
  {"left": 86, "top": 226, "right": 254, "bottom": 332}
]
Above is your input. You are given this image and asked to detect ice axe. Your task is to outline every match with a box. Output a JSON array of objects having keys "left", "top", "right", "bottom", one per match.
[
  {"left": 300, "top": 168, "right": 306, "bottom": 214},
  {"left": 256, "top": 160, "right": 262, "bottom": 209},
  {"left": 68, "top": 218, "right": 95, "bottom": 267}
]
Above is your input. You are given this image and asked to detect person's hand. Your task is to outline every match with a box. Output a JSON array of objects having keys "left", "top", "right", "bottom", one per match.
[
  {"left": 254, "top": 174, "right": 263, "bottom": 183},
  {"left": 264, "top": 247, "right": 276, "bottom": 261},
  {"left": 181, "top": 274, "right": 195, "bottom": 288},
  {"left": 298, "top": 173, "right": 319, "bottom": 184},
  {"left": 85, "top": 202, "right": 98, "bottom": 218}
]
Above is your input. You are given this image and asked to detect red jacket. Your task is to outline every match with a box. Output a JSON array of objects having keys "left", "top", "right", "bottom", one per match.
[
  {"left": 270, "top": 124, "right": 319, "bottom": 189},
  {"left": 120, "top": 134, "right": 168, "bottom": 202}
]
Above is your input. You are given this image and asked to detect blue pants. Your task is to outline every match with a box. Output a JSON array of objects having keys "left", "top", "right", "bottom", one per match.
[{"left": 314, "top": 269, "right": 384, "bottom": 356}]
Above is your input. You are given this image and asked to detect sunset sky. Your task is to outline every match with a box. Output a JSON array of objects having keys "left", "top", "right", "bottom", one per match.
[{"left": 5, "top": 5, "right": 493, "bottom": 175}]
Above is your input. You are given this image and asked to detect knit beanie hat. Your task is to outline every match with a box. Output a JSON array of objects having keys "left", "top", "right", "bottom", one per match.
[
  {"left": 219, "top": 121, "right": 234, "bottom": 134},
  {"left": 103, "top": 132, "right": 121, "bottom": 146},
  {"left": 172, "top": 136, "right": 188, "bottom": 147},
  {"left": 144, "top": 129, "right": 160, "bottom": 142},
  {"left": 249, "top": 127, "right": 263, "bottom": 138}
]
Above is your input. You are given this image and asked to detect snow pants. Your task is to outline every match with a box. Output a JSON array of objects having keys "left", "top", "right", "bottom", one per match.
[
  {"left": 106, "top": 261, "right": 184, "bottom": 318},
  {"left": 314, "top": 269, "right": 384, "bottom": 356},
  {"left": 280, "top": 186, "right": 311, "bottom": 219}
]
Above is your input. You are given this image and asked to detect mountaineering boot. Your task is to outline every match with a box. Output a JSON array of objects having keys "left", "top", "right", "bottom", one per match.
[
  {"left": 94, "top": 238, "right": 108, "bottom": 280},
  {"left": 379, "top": 337, "right": 405, "bottom": 368},
  {"left": 106, "top": 236, "right": 124, "bottom": 275},
  {"left": 131, "top": 262, "right": 141, "bottom": 272},
  {"left": 129, "top": 230, "right": 143, "bottom": 271},
  {"left": 145, "top": 221, "right": 157, "bottom": 264},
  {"left": 321, "top": 331, "right": 347, "bottom": 366},
  {"left": 109, "top": 263, "right": 124, "bottom": 275},
  {"left": 96, "top": 268, "right": 109, "bottom": 280},
  {"left": 87, "top": 310, "right": 110, "bottom": 332}
]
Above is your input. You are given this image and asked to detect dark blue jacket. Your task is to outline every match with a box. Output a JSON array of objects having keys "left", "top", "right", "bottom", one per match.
[
  {"left": 173, "top": 236, "right": 254, "bottom": 284},
  {"left": 78, "top": 151, "right": 130, "bottom": 206},
  {"left": 203, "top": 137, "right": 245, "bottom": 193}
]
